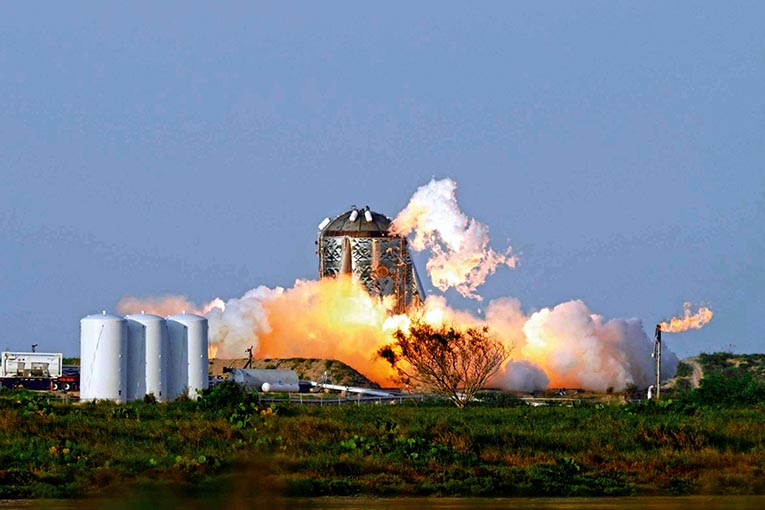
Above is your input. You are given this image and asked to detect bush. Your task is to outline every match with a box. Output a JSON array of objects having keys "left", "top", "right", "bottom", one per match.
[
  {"left": 699, "top": 352, "right": 734, "bottom": 374},
  {"left": 0, "top": 386, "right": 763, "bottom": 499},
  {"left": 675, "top": 362, "right": 693, "bottom": 378},
  {"left": 474, "top": 391, "right": 525, "bottom": 407},
  {"left": 690, "top": 372, "right": 765, "bottom": 407},
  {"left": 198, "top": 381, "right": 258, "bottom": 416}
]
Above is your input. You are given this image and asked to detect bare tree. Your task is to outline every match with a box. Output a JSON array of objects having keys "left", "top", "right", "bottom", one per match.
[{"left": 378, "top": 320, "right": 510, "bottom": 408}]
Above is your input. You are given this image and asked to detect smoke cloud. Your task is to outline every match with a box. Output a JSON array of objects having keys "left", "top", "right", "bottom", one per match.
[
  {"left": 410, "top": 296, "right": 678, "bottom": 392},
  {"left": 117, "top": 177, "right": 701, "bottom": 393},
  {"left": 519, "top": 300, "right": 678, "bottom": 392},
  {"left": 496, "top": 360, "right": 550, "bottom": 393}
]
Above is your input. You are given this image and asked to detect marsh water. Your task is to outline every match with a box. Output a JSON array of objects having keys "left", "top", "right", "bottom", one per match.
[{"left": 3, "top": 496, "right": 765, "bottom": 510}]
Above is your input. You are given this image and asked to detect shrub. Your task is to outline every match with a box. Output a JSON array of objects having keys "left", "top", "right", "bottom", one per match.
[
  {"left": 675, "top": 362, "right": 693, "bottom": 378},
  {"left": 198, "top": 381, "right": 258, "bottom": 416},
  {"left": 691, "top": 372, "right": 765, "bottom": 407},
  {"left": 474, "top": 391, "right": 525, "bottom": 407}
]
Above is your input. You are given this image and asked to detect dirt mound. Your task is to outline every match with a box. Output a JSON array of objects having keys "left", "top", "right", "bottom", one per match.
[
  {"left": 209, "top": 357, "right": 380, "bottom": 388},
  {"left": 666, "top": 357, "right": 704, "bottom": 392}
]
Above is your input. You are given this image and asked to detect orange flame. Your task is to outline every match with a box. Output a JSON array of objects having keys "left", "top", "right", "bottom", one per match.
[
  {"left": 117, "top": 282, "right": 491, "bottom": 385},
  {"left": 118, "top": 280, "right": 684, "bottom": 391},
  {"left": 660, "top": 302, "right": 714, "bottom": 333},
  {"left": 247, "top": 276, "right": 401, "bottom": 383}
]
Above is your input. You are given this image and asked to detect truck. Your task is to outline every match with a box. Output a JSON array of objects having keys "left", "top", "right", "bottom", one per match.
[{"left": 0, "top": 352, "right": 79, "bottom": 392}]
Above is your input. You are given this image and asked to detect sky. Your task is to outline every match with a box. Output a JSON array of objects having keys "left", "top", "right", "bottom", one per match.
[{"left": 1, "top": 2, "right": 763, "bottom": 359}]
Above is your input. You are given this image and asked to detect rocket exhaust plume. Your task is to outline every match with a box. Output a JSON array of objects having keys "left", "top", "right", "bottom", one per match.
[
  {"left": 119, "top": 277, "right": 403, "bottom": 383},
  {"left": 390, "top": 178, "right": 517, "bottom": 300},
  {"left": 117, "top": 177, "right": 693, "bottom": 393},
  {"left": 660, "top": 302, "right": 714, "bottom": 333}
]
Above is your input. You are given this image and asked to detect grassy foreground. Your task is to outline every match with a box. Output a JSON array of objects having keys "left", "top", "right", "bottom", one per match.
[{"left": 0, "top": 381, "right": 764, "bottom": 500}]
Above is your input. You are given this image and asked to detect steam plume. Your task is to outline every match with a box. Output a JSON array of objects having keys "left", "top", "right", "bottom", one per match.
[
  {"left": 518, "top": 300, "right": 677, "bottom": 392},
  {"left": 390, "top": 178, "right": 517, "bottom": 300},
  {"left": 117, "top": 177, "right": 695, "bottom": 393}
]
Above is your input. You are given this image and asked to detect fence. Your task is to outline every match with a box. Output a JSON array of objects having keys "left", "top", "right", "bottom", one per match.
[{"left": 259, "top": 393, "right": 425, "bottom": 406}]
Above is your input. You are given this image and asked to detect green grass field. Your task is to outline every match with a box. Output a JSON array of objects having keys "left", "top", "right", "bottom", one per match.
[{"left": 0, "top": 356, "right": 763, "bottom": 500}]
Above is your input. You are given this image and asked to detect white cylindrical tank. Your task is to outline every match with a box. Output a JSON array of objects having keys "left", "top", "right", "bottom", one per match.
[
  {"left": 230, "top": 368, "right": 301, "bottom": 393},
  {"left": 166, "top": 313, "right": 208, "bottom": 400},
  {"left": 80, "top": 312, "right": 128, "bottom": 403},
  {"left": 126, "top": 313, "right": 169, "bottom": 402}
]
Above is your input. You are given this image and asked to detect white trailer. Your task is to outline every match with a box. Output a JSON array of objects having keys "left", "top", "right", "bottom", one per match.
[{"left": 0, "top": 352, "right": 71, "bottom": 391}]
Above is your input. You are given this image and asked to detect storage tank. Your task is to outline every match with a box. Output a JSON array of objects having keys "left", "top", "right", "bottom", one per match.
[
  {"left": 80, "top": 311, "right": 128, "bottom": 403},
  {"left": 166, "top": 313, "right": 208, "bottom": 400},
  {"left": 228, "top": 368, "right": 300, "bottom": 393},
  {"left": 126, "top": 313, "right": 168, "bottom": 402},
  {"left": 317, "top": 206, "right": 425, "bottom": 314}
]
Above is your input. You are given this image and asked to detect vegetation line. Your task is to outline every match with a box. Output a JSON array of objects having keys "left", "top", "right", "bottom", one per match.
[{"left": 0, "top": 352, "right": 762, "bottom": 501}]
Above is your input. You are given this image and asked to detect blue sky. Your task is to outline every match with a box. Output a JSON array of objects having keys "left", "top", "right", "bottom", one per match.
[{"left": 1, "top": 2, "right": 762, "bottom": 358}]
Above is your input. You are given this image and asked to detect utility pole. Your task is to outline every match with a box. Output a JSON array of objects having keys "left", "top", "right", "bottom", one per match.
[{"left": 653, "top": 324, "right": 662, "bottom": 400}]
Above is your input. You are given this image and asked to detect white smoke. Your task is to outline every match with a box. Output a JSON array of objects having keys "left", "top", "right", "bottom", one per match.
[
  {"left": 391, "top": 178, "right": 517, "bottom": 300},
  {"left": 497, "top": 360, "right": 550, "bottom": 393},
  {"left": 418, "top": 294, "right": 676, "bottom": 393},
  {"left": 118, "top": 177, "right": 686, "bottom": 394},
  {"left": 519, "top": 300, "right": 678, "bottom": 392},
  {"left": 205, "top": 286, "right": 282, "bottom": 358}
]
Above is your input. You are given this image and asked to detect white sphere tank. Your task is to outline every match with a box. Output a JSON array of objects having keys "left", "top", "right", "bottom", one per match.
[
  {"left": 80, "top": 312, "right": 128, "bottom": 403},
  {"left": 166, "top": 313, "right": 208, "bottom": 400},
  {"left": 126, "top": 313, "right": 169, "bottom": 402}
]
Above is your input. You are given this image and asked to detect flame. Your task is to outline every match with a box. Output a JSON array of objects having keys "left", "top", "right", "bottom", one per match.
[
  {"left": 660, "top": 302, "right": 714, "bottom": 333},
  {"left": 119, "top": 286, "right": 677, "bottom": 392},
  {"left": 256, "top": 278, "right": 401, "bottom": 382},
  {"left": 120, "top": 277, "right": 402, "bottom": 384},
  {"left": 391, "top": 178, "right": 517, "bottom": 300}
]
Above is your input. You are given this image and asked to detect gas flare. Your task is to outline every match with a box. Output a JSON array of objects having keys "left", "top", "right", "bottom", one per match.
[
  {"left": 660, "top": 302, "right": 714, "bottom": 333},
  {"left": 390, "top": 178, "right": 517, "bottom": 300}
]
